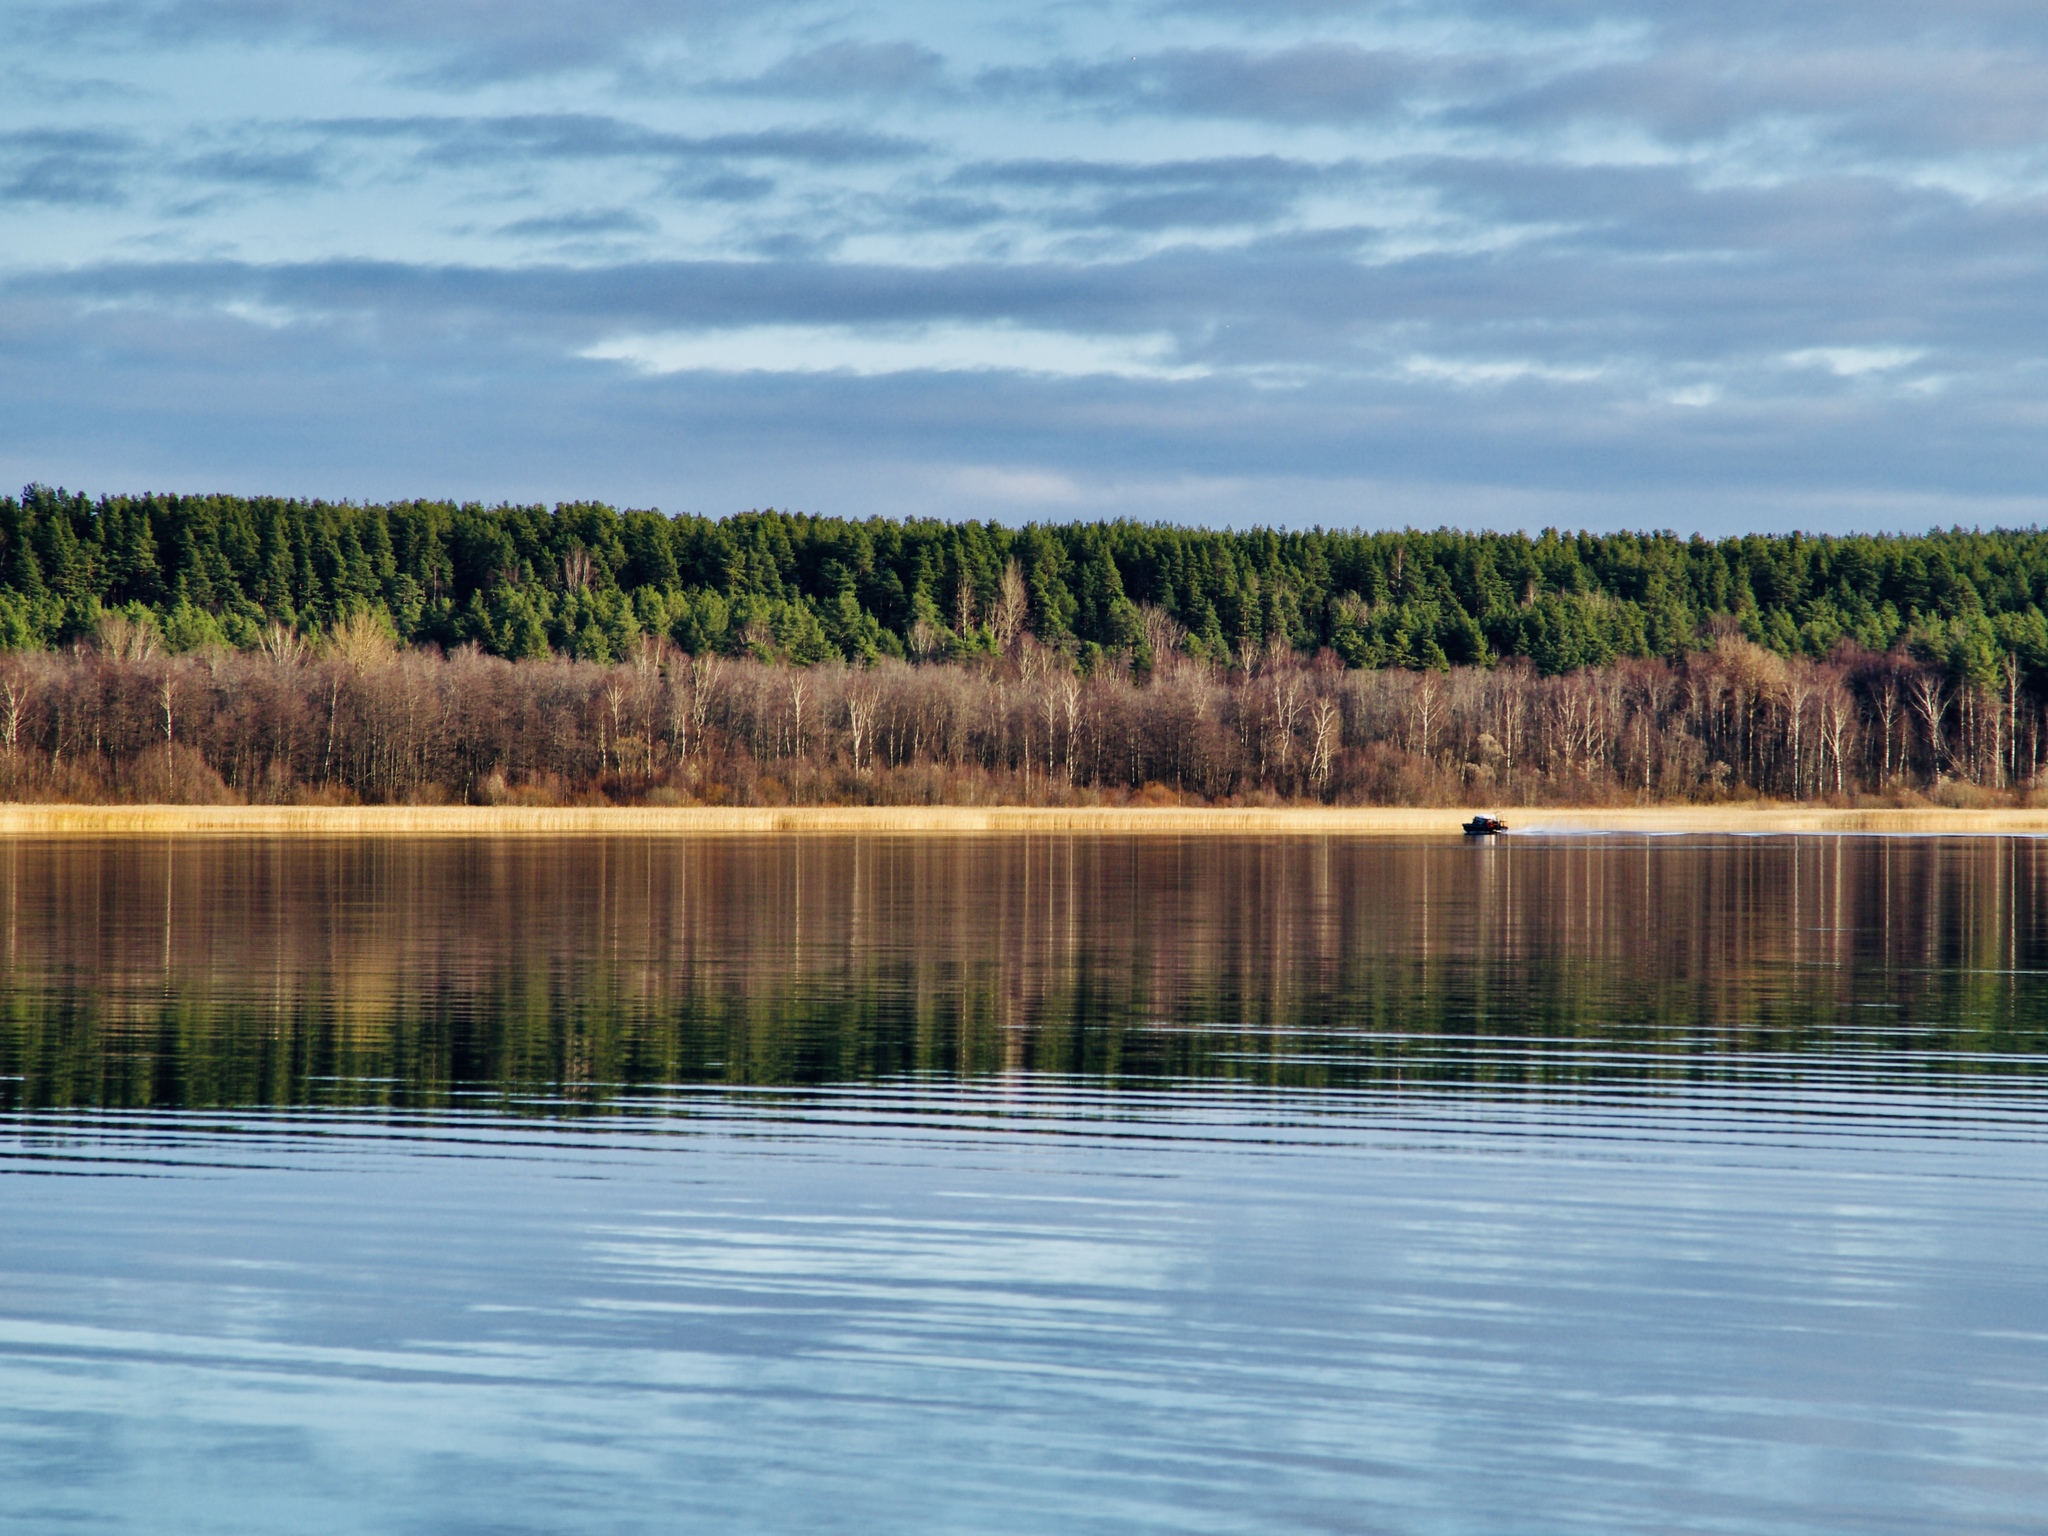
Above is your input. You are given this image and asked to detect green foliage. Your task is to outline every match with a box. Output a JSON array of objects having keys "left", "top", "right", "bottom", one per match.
[{"left": 10, "top": 485, "right": 2048, "bottom": 681}]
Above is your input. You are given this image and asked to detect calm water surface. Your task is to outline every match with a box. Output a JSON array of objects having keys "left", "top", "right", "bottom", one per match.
[{"left": 2, "top": 833, "right": 2046, "bottom": 1534}]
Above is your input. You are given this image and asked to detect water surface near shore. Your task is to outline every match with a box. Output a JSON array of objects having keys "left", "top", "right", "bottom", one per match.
[{"left": 3, "top": 834, "right": 2046, "bottom": 1534}]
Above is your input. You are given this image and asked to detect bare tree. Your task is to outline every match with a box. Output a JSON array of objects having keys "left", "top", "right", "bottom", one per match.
[
  {"left": 327, "top": 611, "right": 395, "bottom": 671},
  {"left": 1310, "top": 697, "right": 1339, "bottom": 791},
  {"left": 258, "top": 622, "right": 307, "bottom": 667},
  {"left": 2005, "top": 652, "right": 2022, "bottom": 788},
  {"left": 686, "top": 654, "right": 721, "bottom": 758},
  {"left": 602, "top": 678, "right": 627, "bottom": 775},
  {"left": 990, "top": 559, "right": 1029, "bottom": 652},
  {"left": 1409, "top": 672, "right": 1441, "bottom": 760},
  {"left": 846, "top": 688, "right": 876, "bottom": 773},
  {"left": 0, "top": 663, "right": 29, "bottom": 756},
  {"left": 1783, "top": 674, "right": 1815, "bottom": 797},
  {"left": 1817, "top": 679, "right": 1853, "bottom": 797},
  {"left": 1073, "top": 684, "right": 1089, "bottom": 786},
  {"left": 954, "top": 573, "right": 977, "bottom": 640},
  {"left": 0, "top": 628, "right": 2037, "bottom": 809},
  {"left": 1909, "top": 671, "right": 1949, "bottom": 780},
  {"left": 157, "top": 664, "right": 178, "bottom": 791},
  {"left": 95, "top": 609, "right": 158, "bottom": 662},
  {"left": 1871, "top": 670, "right": 1902, "bottom": 783},
  {"left": 787, "top": 671, "right": 810, "bottom": 760},
  {"left": 1139, "top": 605, "right": 1189, "bottom": 672},
  {"left": 1271, "top": 675, "right": 1303, "bottom": 778}
]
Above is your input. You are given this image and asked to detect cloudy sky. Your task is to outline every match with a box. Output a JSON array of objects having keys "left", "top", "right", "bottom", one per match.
[{"left": 4, "top": 0, "right": 2047, "bottom": 532}]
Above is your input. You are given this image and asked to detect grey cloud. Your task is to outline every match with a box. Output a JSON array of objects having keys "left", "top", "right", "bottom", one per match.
[
  {"left": 890, "top": 194, "right": 1010, "bottom": 232},
  {"left": 1472, "top": 47, "right": 2048, "bottom": 155},
  {"left": 4, "top": 253, "right": 1329, "bottom": 364},
  {"left": 1595, "top": 0, "right": 2048, "bottom": 49},
  {"left": 739, "top": 40, "right": 944, "bottom": 97},
  {"left": 497, "top": 208, "right": 657, "bottom": 239},
  {"left": 14, "top": 0, "right": 776, "bottom": 82},
  {"left": 20, "top": 192, "right": 2048, "bottom": 374},
  {"left": 11, "top": 0, "right": 2048, "bottom": 531},
  {"left": 1085, "top": 188, "right": 1298, "bottom": 230},
  {"left": 1173, "top": 0, "right": 2048, "bottom": 41},
  {"left": 8, "top": 283, "right": 2046, "bottom": 529},
  {"left": 697, "top": 127, "right": 920, "bottom": 164},
  {"left": 178, "top": 145, "right": 329, "bottom": 187},
  {"left": 3, "top": 122, "right": 347, "bottom": 210},
  {"left": 954, "top": 155, "right": 1343, "bottom": 231},
  {"left": 960, "top": 155, "right": 1333, "bottom": 191},
  {"left": 317, "top": 114, "right": 920, "bottom": 169},
  {"left": 13, "top": 133, "right": 2048, "bottom": 383},
  {"left": 679, "top": 172, "right": 776, "bottom": 203},
  {"left": 991, "top": 43, "right": 1418, "bottom": 124},
  {"left": 1161, "top": 1, "right": 2048, "bottom": 156},
  {"left": 0, "top": 66, "right": 136, "bottom": 102},
  {"left": 0, "top": 127, "right": 137, "bottom": 205},
  {"left": 1405, "top": 157, "right": 1944, "bottom": 262}
]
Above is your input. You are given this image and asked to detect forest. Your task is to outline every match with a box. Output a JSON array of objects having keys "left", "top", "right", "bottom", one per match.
[{"left": 1, "top": 485, "right": 2046, "bottom": 806}]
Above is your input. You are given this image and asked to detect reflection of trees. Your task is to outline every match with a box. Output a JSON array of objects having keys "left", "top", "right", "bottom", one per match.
[{"left": 2, "top": 835, "right": 2047, "bottom": 1112}]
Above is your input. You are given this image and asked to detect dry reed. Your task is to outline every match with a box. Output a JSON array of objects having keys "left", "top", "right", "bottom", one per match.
[{"left": 5, "top": 804, "right": 2048, "bottom": 837}]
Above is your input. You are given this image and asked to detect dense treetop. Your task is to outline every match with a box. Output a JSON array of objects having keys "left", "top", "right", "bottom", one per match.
[{"left": 6, "top": 486, "right": 2048, "bottom": 683}]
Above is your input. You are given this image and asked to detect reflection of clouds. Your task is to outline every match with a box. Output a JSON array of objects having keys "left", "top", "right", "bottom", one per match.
[{"left": 590, "top": 1213, "right": 1180, "bottom": 1298}]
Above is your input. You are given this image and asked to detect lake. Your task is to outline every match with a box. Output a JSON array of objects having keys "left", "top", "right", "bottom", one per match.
[{"left": 2, "top": 833, "right": 2045, "bottom": 1535}]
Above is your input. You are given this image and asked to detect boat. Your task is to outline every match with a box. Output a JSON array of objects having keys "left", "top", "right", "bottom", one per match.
[{"left": 1462, "top": 814, "right": 1508, "bottom": 836}]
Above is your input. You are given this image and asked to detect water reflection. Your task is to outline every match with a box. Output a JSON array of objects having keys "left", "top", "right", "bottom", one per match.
[
  {"left": 3, "top": 833, "right": 2048, "bottom": 1110},
  {"left": 6, "top": 835, "right": 2048, "bottom": 1535}
]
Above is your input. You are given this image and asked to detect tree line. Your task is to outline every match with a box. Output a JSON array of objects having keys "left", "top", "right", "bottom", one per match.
[
  {"left": 4, "top": 485, "right": 2047, "bottom": 805},
  {"left": 0, "top": 614, "right": 2035, "bottom": 806},
  {"left": 8, "top": 486, "right": 2048, "bottom": 686}
]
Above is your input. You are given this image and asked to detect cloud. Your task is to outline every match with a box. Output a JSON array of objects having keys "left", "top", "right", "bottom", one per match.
[
  {"left": 12, "top": 0, "right": 778, "bottom": 82},
  {"left": 951, "top": 155, "right": 1344, "bottom": 232},
  {"left": 7, "top": 0, "right": 2048, "bottom": 532},
  {"left": 318, "top": 113, "right": 922, "bottom": 170},
  {"left": 738, "top": 40, "right": 945, "bottom": 97},
  {"left": 1782, "top": 346, "right": 1923, "bottom": 378},
  {"left": 18, "top": 185, "right": 2044, "bottom": 392},
  {"left": 9, "top": 280, "right": 2047, "bottom": 536},
  {"left": 994, "top": 43, "right": 1421, "bottom": 123},
  {"left": 942, "top": 464, "right": 1087, "bottom": 506},
  {"left": 582, "top": 322, "right": 1205, "bottom": 379},
  {"left": 496, "top": 208, "right": 659, "bottom": 240},
  {"left": 0, "top": 66, "right": 135, "bottom": 103},
  {"left": 1399, "top": 354, "right": 1605, "bottom": 388},
  {"left": 8, "top": 254, "right": 1236, "bottom": 342},
  {"left": 1470, "top": 46, "right": 2048, "bottom": 156},
  {"left": 177, "top": 145, "right": 329, "bottom": 188},
  {"left": 0, "top": 128, "right": 137, "bottom": 205}
]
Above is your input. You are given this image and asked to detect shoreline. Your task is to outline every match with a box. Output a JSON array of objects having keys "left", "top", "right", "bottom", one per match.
[{"left": 4, "top": 803, "right": 2048, "bottom": 837}]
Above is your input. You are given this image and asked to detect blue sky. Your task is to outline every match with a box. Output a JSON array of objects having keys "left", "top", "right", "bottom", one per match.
[{"left": 4, "top": 0, "right": 2048, "bottom": 533}]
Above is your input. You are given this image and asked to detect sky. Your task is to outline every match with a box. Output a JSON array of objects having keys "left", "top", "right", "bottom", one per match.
[{"left": 4, "top": 0, "right": 2048, "bottom": 534}]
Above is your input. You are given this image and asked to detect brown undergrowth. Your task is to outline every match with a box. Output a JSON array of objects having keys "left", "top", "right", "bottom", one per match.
[{"left": 0, "top": 633, "right": 2036, "bottom": 809}]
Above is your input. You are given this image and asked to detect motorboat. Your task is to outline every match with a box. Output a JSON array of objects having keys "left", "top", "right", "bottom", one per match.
[{"left": 1462, "top": 814, "right": 1508, "bottom": 836}]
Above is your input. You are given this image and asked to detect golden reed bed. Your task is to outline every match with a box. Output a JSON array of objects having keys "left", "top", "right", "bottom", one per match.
[{"left": 3, "top": 803, "right": 2048, "bottom": 836}]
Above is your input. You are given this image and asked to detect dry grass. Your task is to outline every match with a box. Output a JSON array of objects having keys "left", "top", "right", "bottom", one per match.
[{"left": 6, "top": 804, "right": 2048, "bottom": 837}]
